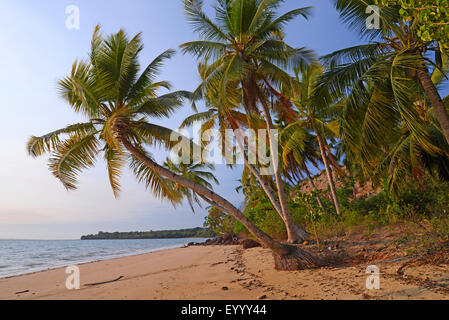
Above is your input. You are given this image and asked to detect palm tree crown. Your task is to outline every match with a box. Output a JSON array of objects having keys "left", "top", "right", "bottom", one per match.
[
  {"left": 27, "top": 26, "right": 191, "bottom": 201},
  {"left": 321, "top": 0, "right": 449, "bottom": 193},
  {"left": 180, "top": 0, "right": 314, "bottom": 112}
]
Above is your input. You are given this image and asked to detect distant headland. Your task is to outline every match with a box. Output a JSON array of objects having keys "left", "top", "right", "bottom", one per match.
[{"left": 80, "top": 227, "right": 216, "bottom": 240}]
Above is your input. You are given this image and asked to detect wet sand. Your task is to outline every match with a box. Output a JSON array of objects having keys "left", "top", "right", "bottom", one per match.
[{"left": 1, "top": 245, "right": 448, "bottom": 300}]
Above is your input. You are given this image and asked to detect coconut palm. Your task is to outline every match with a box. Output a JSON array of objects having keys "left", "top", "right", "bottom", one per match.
[
  {"left": 337, "top": 78, "right": 449, "bottom": 194},
  {"left": 163, "top": 158, "right": 219, "bottom": 213},
  {"left": 27, "top": 27, "right": 319, "bottom": 270},
  {"left": 373, "top": 121, "right": 449, "bottom": 196},
  {"left": 323, "top": 0, "right": 449, "bottom": 148},
  {"left": 182, "top": 59, "right": 314, "bottom": 241},
  {"left": 180, "top": 0, "right": 314, "bottom": 243},
  {"left": 279, "top": 123, "right": 327, "bottom": 213},
  {"left": 282, "top": 63, "right": 343, "bottom": 214},
  {"left": 320, "top": 0, "right": 449, "bottom": 192},
  {"left": 28, "top": 27, "right": 190, "bottom": 202}
]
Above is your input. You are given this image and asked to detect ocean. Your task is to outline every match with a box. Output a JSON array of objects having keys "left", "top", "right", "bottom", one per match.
[{"left": 0, "top": 238, "right": 208, "bottom": 279}]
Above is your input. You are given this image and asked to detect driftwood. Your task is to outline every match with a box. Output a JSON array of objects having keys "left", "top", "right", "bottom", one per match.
[
  {"left": 84, "top": 276, "right": 124, "bottom": 286},
  {"left": 15, "top": 290, "right": 29, "bottom": 294}
]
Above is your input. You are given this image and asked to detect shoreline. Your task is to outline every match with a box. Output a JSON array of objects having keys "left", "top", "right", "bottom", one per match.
[
  {"left": 1, "top": 245, "right": 448, "bottom": 300},
  {"left": 0, "top": 246, "right": 185, "bottom": 281},
  {"left": 0, "top": 239, "right": 209, "bottom": 281}
]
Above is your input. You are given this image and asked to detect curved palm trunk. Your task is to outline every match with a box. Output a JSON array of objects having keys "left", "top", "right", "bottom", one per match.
[
  {"left": 258, "top": 93, "right": 309, "bottom": 243},
  {"left": 417, "top": 68, "right": 449, "bottom": 145},
  {"left": 306, "top": 170, "right": 327, "bottom": 214},
  {"left": 234, "top": 127, "right": 284, "bottom": 216},
  {"left": 199, "top": 194, "right": 229, "bottom": 214},
  {"left": 322, "top": 139, "right": 342, "bottom": 174},
  {"left": 121, "top": 137, "right": 320, "bottom": 270},
  {"left": 312, "top": 123, "right": 341, "bottom": 215},
  {"left": 234, "top": 127, "right": 309, "bottom": 240}
]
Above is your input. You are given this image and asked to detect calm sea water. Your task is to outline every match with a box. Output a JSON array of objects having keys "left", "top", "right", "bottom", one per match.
[{"left": 0, "top": 238, "right": 208, "bottom": 279}]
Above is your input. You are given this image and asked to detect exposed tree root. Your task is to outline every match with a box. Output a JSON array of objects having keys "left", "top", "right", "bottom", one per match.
[{"left": 273, "top": 245, "right": 322, "bottom": 271}]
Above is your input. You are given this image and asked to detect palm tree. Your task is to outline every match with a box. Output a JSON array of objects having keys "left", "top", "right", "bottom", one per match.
[
  {"left": 282, "top": 64, "right": 342, "bottom": 214},
  {"left": 279, "top": 122, "right": 327, "bottom": 213},
  {"left": 373, "top": 121, "right": 449, "bottom": 196},
  {"left": 27, "top": 27, "right": 319, "bottom": 270},
  {"left": 163, "top": 158, "right": 219, "bottom": 213},
  {"left": 182, "top": 59, "right": 313, "bottom": 242},
  {"left": 321, "top": 0, "right": 449, "bottom": 192},
  {"left": 324, "top": 0, "right": 449, "bottom": 146},
  {"left": 180, "top": 0, "right": 314, "bottom": 243}
]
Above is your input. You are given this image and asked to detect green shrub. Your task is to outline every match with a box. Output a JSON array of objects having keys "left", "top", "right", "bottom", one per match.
[{"left": 225, "top": 173, "right": 449, "bottom": 241}]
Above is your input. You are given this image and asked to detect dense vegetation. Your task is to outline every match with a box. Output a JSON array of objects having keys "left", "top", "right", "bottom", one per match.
[
  {"left": 380, "top": 0, "right": 449, "bottom": 52},
  {"left": 213, "top": 172, "right": 449, "bottom": 247},
  {"left": 29, "top": 0, "right": 449, "bottom": 270},
  {"left": 80, "top": 227, "right": 216, "bottom": 240}
]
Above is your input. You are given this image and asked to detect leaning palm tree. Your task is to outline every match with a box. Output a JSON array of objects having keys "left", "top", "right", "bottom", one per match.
[
  {"left": 181, "top": 59, "right": 312, "bottom": 242},
  {"left": 321, "top": 0, "right": 449, "bottom": 192},
  {"left": 324, "top": 0, "right": 449, "bottom": 146},
  {"left": 27, "top": 27, "right": 319, "bottom": 270},
  {"left": 180, "top": 0, "right": 314, "bottom": 243}
]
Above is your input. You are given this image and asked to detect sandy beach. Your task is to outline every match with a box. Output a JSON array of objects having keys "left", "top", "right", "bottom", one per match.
[{"left": 1, "top": 244, "right": 448, "bottom": 300}]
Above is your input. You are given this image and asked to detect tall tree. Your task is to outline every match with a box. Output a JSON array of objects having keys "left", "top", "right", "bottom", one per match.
[
  {"left": 182, "top": 60, "right": 312, "bottom": 241},
  {"left": 282, "top": 64, "right": 342, "bottom": 214},
  {"left": 27, "top": 27, "right": 319, "bottom": 270},
  {"left": 321, "top": 1, "right": 449, "bottom": 193},
  {"left": 279, "top": 125, "right": 328, "bottom": 213},
  {"left": 180, "top": 0, "right": 314, "bottom": 243},
  {"left": 326, "top": 0, "right": 449, "bottom": 147}
]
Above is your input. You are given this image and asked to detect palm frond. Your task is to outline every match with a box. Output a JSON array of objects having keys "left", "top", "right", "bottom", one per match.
[
  {"left": 179, "top": 109, "right": 218, "bottom": 129},
  {"left": 180, "top": 41, "right": 227, "bottom": 59},
  {"left": 137, "top": 90, "right": 191, "bottom": 118},
  {"left": 104, "top": 144, "right": 126, "bottom": 197},
  {"left": 48, "top": 132, "right": 100, "bottom": 190},
  {"left": 27, "top": 122, "right": 97, "bottom": 157},
  {"left": 183, "top": 0, "right": 230, "bottom": 41},
  {"left": 130, "top": 150, "right": 183, "bottom": 204},
  {"left": 58, "top": 60, "right": 106, "bottom": 117},
  {"left": 127, "top": 49, "right": 176, "bottom": 104}
]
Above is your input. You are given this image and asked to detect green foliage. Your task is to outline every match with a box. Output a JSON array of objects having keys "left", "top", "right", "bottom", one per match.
[
  {"left": 28, "top": 26, "right": 193, "bottom": 204},
  {"left": 232, "top": 172, "right": 449, "bottom": 241},
  {"left": 181, "top": 0, "right": 314, "bottom": 116},
  {"left": 379, "top": 0, "right": 449, "bottom": 52},
  {"left": 325, "top": 1, "right": 449, "bottom": 196},
  {"left": 203, "top": 206, "right": 236, "bottom": 235},
  {"left": 163, "top": 158, "right": 219, "bottom": 213},
  {"left": 233, "top": 190, "right": 287, "bottom": 238},
  {"left": 80, "top": 227, "right": 216, "bottom": 240}
]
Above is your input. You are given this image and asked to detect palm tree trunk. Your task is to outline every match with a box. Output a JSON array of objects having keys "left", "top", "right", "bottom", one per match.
[
  {"left": 312, "top": 123, "right": 341, "bottom": 215},
  {"left": 234, "top": 127, "right": 309, "bottom": 238},
  {"left": 306, "top": 170, "right": 327, "bottom": 214},
  {"left": 322, "top": 139, "right": 342, "bottom": 174},
  {"left": 417, "top": 68, "right": 449, "bottom": 145},
  {"left": 258, "top": 92, "right": 308, "bottom": 243},
  {"left": 234, "top": 128, "right": 284, "bottom": 214},
  {"left": 199, "top": 194, "right": 229, "bottom": 214},
  {"left": 121, "top": 137, "right": 320, "bottom": 270}
]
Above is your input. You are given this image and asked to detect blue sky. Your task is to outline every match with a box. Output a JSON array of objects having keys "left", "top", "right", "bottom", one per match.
[{"left": 0, "top": 1, "right": 446, "bottom": 239}]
